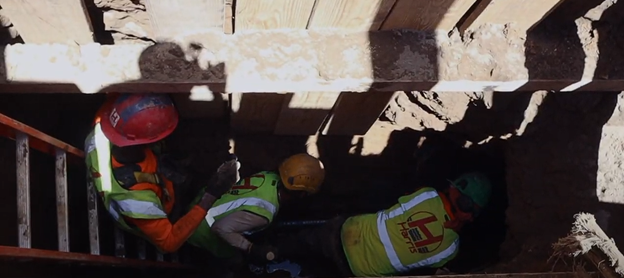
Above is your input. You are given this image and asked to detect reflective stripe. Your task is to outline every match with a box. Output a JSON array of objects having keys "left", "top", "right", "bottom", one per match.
[
  {"left": 205, "top": 197, "right": 277, "bottom": 226},
  {"left": 113, "top": 199, "right": 167, "bottom": 217},
  {"left": 93, "top": 125, "right": 113, "bottom": 193},
  {"left": 405, "top": 239, "right": 459, "bottom": 269},
  {"left": 377, "top": 190, "right": 453, "bottom": 273}
]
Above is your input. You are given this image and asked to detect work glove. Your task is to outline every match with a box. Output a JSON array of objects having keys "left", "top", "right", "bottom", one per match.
[
  {"left": 248, "top": 243, "right": 279, "bottom": 264},
  {"left": 204, "top": 154, "right": 241, "bottom": 198},
  {"left": 157, "top": 154, "right": 190, "bottom": 186}
]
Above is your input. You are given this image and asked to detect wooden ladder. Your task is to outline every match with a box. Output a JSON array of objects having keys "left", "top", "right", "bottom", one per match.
[{"left": 0, "top": 112, "right": 188, "bottom": 269}]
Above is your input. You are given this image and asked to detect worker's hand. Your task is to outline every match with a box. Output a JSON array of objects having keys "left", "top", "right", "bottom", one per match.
[
  {"left": 204, "top": 154, "right": 241, "bottom": 198},
  {"left": 248, "top": 243, "right": 279, "bottom": 263}
]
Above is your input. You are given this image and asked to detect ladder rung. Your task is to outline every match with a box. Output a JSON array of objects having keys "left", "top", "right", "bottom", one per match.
[
  {"left": 137, "top": 239, "right": 146, "bottom": 260},
  {"left": 86, "top": 175, "right": 100, "bottom": 255},
  {"left": 114, "top": 227, "right": 125, "bottom": 258},
  {"left": 55, "top": 148, "right": 69, "bottom": 252},
  {"left": 16, "top": 132, "right": 30, "bottom": 249}
]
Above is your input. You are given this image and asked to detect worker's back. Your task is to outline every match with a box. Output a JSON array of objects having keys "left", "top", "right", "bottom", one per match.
[
  {"left": 340, "top": 187, "right": 459, "bottom": 277},
  {"left": 186, "top": 171, "right": 281, "bottom": 257}
]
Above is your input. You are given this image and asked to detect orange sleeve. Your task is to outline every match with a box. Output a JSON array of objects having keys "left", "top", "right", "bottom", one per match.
[{"left": 125, "top": 205, "right": 207, "bottom": 253}]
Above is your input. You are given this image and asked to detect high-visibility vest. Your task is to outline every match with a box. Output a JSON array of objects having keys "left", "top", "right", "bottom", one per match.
[
  {"left": 84, "top": 123, "right": 170, "bottom": 237},
  {"left": 186, "top": 171, "right": 280, "bottom": 257},
  {"left": 341, "top": 187, "right": 459, "bottom": 277}
]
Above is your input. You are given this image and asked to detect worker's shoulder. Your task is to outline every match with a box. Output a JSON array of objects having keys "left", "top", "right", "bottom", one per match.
[{"left": 228, "top": 170, "right": 280, "bottom": 195}]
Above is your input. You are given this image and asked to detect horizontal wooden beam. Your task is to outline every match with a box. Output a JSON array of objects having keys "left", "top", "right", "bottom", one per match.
[{"left": 0, "top": 29, "right": 618, "bottom": 93}]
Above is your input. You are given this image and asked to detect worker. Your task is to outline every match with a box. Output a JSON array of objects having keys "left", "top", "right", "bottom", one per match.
[
  {"left": 269, "top": 172, "right": 493, "bottom": 277},
  {"left": 185, "top": 153, "right": 325, "bottom": 263},
  {"left": 84, "top": 93, "right": 240, "bottom": 254}
]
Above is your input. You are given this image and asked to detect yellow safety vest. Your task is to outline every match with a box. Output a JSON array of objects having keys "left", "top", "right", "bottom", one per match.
[{"left": 341, "top": 187, "right": 459, "bottom": 277}]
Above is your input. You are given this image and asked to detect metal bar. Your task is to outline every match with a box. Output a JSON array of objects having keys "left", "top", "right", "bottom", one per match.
[
  {"left": 137, "top": 239, "right": 146, "bottom": 260},
  {"left": 276, "top": 220, "right": 328, "bottom": 227},
  {"left": 86, "top": 171, "right": 100, "bottom": 255},
  {"left": 0, "top": 113, "right": 84, "bottom": 158},
  {"left": 16, "top": 132, "right": 30, "bottom": 249},
  {"left": 0, "top": 246, "right": 192, "bottom": 269},
  {"left": 55, "top": 148, "right": 69, "bottom": 252},
  {"left": 114, "top": 227, "right": 125, "bottom": 258}
]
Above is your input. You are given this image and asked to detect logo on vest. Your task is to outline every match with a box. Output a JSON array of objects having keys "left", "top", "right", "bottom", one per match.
[
  {"left": 228, "top": 173, "right": 265, "bottom": 195},
  {"left": 398, "top": 211, "right": 444, "bottom": 253}
]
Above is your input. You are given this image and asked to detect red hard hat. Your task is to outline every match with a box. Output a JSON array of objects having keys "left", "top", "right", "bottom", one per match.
[{"left": 100, "top": 93, "right": 179, "bottom": 147}]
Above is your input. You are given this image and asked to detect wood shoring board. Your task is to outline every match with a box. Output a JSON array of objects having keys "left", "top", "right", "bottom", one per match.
[{"left": 0, "top": 0, "right": 94, "bottom": 44}]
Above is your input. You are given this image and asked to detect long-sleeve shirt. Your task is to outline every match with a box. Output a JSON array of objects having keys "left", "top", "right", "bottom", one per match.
[
  {"left": 211, "top": 211, "right": 269, "bottom": 252},
  {"left": 126, "top": 205, "right": 207, "bottom": 253},
  {"left": 112, "top": 146, "right": 208, "bottom": 254}
]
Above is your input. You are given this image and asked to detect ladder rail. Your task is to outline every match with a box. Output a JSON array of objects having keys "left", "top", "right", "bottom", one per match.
[{"left": 0, "top": 112, "right": 185, "bottom": 269}]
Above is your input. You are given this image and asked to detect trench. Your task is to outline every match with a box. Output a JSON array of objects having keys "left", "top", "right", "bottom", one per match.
[
  {"left": 0, "top": 93, "right": 519, "bottom": 278},
  {"left": 1, "top": 88, "right": 624, "bottom": 278}
]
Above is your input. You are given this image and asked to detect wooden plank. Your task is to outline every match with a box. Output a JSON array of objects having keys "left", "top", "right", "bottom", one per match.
[
  {"left": 224, "top": 0, "right": 234, "bottom": 34},
  {"left": 274, "top": 92, "right": 340, "bottom": 135},
  {"left": 459, "top": 0, "right": 565, "bottom": 33},
  {"left": 55, "top": 149, "right": 69, "bottom": 252},
  {"left": 230, "top": 93, "right": 287, "bottom": 134},
  {"left": 380, "top": 0, "right": 477, "bottom": 31},
  {"left": 0, "top": 0, "right": 93, "bottom": 44},
  {"left": 16, "top": 132, "right": 30, "bottom": 248},
  {"left": 307, "top": 0, "right": 396, "bottom": 31},
  {"left": 322, "top": 92, "right": 397, "bottom": 136},
  {"left": 144, "top": 0, "right": 225, "bottom": 39},
  {"left": 235, "top": 0, "right": 316, "bottom": 30},
  {"left": 86, "top": 171, "right": 100, "bottom": 255}
]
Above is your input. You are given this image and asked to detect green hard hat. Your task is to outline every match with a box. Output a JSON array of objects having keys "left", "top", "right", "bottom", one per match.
[{"left": 450, "top": 172, "right": 492, "bottom": 208}]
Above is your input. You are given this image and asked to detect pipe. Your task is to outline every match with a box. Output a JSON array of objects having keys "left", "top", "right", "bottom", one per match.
[{"left": 276, "top": 220, "right": 327, "bottom": 227}]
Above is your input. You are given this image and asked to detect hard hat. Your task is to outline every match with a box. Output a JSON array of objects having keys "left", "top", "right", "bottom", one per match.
[
  {"left": 278, "top": 153, "right": 325, "bottom": 194},
  {"left": 450, "top": 172, "right": 492, "bottom": 209},
  {"left": 100, "top": 93, "right": 179, "bottom": 147}
]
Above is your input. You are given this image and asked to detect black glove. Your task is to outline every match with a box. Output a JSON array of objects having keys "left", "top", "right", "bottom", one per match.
[
  {"left": 157, "top": 154, "right": 190, "bottom": 185},
  {"left": 248, "top": 243, "right": 278, "bottom": 263},
  {"left": 205, "top": 155, "right": 241, "bottom": 198}
]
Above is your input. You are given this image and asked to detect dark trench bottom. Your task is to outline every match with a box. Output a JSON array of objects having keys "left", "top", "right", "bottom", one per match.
[{"left": 188, "top": 135, "right": 511, "bottom": 278}]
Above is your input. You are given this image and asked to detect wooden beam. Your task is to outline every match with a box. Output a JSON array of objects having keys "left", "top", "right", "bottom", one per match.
[
  {"left": 459, "top": 0, "right": 565, "bottom": 33},
  {"left": 322, "top": 92, "right": 397, "bottom": 136},
  {"left": 234, "top": 0, "right": 316, "bottom": 30},
  {"left": 230, "top": 93, "right": 287, "bottom": 134},
  {"left": 0, "top": 0, "right": 94, "bottom": 44},
  {"left": 273, "top": 92, "right": 340, "bottom": 135},
  {"left": 144, "top": 0, "right": 225, "bottom": 39},
  {"left": 0, "top": 29, "right": 620, "bottom": 94},
  {"left": 307, "top": 0, "right": 396, "bottom": 31},
  {"left": 380, "top": 0, "right": 477, "bottom": 31}
]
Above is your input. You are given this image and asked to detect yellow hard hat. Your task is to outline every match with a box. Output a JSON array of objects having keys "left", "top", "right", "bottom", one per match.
[{"left": 278, "top": 153, "right": 325, "bottom": 194}]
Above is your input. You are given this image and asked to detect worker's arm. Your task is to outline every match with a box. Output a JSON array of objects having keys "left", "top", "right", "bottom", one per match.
[
  {"left": 125, "top": 194, "right": 219, "bottom": 253},
  {"left": 126, "top": 205, "right": 205, "bottom": 253},
  {"left": 211, "top": 211, "right": 270, "bottom": 252},
  {"left": 127, "top": 158, "right": 241, "bottom": 253}
]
